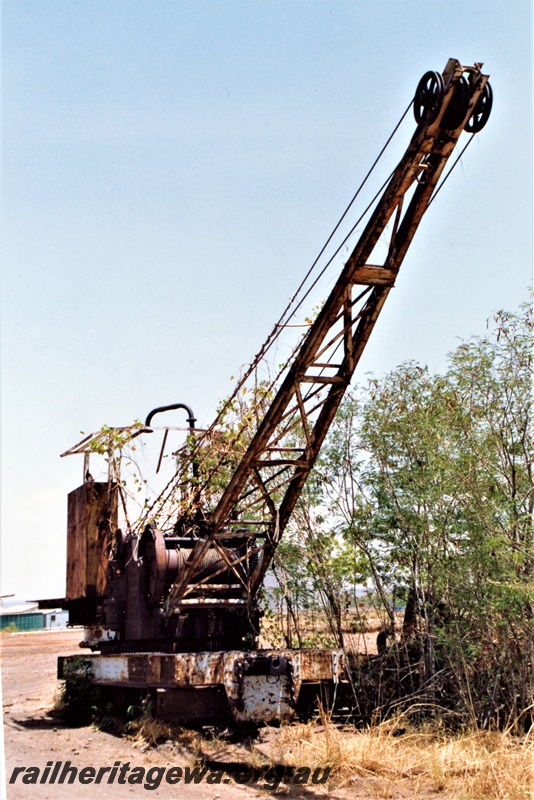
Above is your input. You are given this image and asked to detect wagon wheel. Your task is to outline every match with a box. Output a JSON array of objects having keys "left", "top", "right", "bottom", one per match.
[
  {"left": 414, "top": 71, "right": 444, "bottom": 125},
  {"left": 465, "top": 82, "right": 493, "bottom": 133}
]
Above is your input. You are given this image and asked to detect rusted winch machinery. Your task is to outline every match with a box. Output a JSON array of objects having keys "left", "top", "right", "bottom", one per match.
[{"left": 58, "top": 60, "right": 492, "bottom": 724}]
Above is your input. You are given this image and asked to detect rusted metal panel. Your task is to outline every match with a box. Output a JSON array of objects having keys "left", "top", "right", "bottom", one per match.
[
  {"left": 222, "top": 653, "right": 297, "bottom": 723},
  {"left": 351, "top": 264, "right": 397, "bottom": 286},
  {"left": 230, "top": 674, "right": 293, "bottom": 722},
  {"left": 298, "top": 649, "right": 343, "bottom": 681},
  {"left": 66, "top": 482, "right": 117, "bottom": 600},
  {"left": 90, "top": 655, "right": 129, "bottom": 684},
  {"left": 60, "top": 648, "right": 343, "bottom": 722},
  {"left": 63, "top": 648, "right": 342, "bottom": 685},
  {"left": 166, "top": 651, "right": 226, "bottom": 686}
]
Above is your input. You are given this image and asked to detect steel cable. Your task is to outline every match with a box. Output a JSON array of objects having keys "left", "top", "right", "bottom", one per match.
[
  {"left": 138, "top": 102, "right": 415, "bottom": 529},
  {"left": 199, "top": 100, "right": 414, "bottom": 432}
]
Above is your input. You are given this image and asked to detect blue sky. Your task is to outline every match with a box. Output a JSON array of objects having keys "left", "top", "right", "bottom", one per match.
[{"left": 2, "top": 0, "right": 532, "bottom": 599}]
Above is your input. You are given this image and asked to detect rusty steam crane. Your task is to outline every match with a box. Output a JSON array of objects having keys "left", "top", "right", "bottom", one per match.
[{"left": 58, "top": 60, "right": 492, "bottom": 724}]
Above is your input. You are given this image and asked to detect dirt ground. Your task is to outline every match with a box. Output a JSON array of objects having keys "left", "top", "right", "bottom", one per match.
[
  {"left": 1, "top": 629, "right": 458, "bottom": 800},
  {"left": 2, "top": 630, "right": 262, "bottom": 800}
]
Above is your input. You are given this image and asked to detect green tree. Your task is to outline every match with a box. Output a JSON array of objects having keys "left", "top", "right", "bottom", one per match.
[{"left": 275, "top": 305, "right": 533, "bottom": 727}]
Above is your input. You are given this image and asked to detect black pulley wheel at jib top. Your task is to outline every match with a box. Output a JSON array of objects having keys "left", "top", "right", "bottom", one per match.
[
  {"left": 441, "top": 75, "right": 471, "bottom": 129},
  {"left": 414, "top": 71, "right": 444, "bottom": 125},
  {"left": 464, "top": 82, "right": 493, "bottom": 133}
]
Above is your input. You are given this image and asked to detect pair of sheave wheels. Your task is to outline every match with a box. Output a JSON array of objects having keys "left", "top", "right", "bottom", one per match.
[{"left": 414, "top": 70, "right": 492, "bottom": 133}]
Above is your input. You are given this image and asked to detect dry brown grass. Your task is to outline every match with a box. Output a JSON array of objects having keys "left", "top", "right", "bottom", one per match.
[
  {"left": 129, "top": 716, "right": 205, "bottom": 753},
  {"left": 268, "top": 714, "right": 533, "bottom": 799},
  {"left": 130, "top": 711, "right": 533, "bottom": 798},
  {"left": 127, "top": 699, "right": 532, "bottom": 799}
]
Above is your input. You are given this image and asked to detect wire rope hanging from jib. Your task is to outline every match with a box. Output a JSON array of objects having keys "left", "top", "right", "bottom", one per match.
[
  {"left": 210, "top": 62, "right": 493, "bottom": 433},
  {"left": 140, "top": 59, "right": 493, "bottom": 530},
  {"left": 186, "top": 101, "right": 415, "bottom": 427},
  {"left": 137, "top": 101, "right": 415, "bottom": 531}
]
